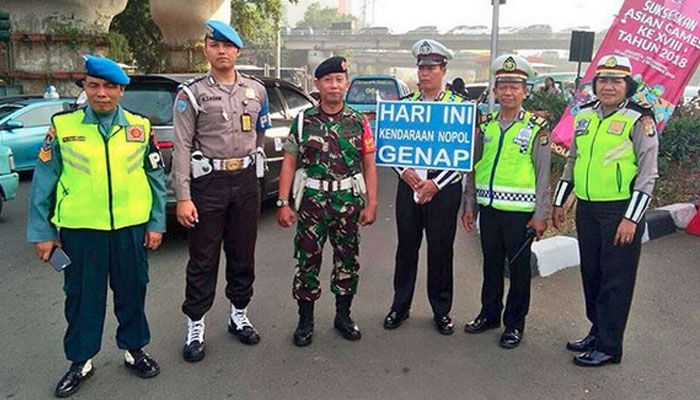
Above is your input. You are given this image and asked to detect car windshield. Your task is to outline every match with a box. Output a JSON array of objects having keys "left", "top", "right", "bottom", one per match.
[
  {"left": 122, "top": 82, "right": 177, "bottom": 125},
  {"left": 0, "top": 104, "right": 23, "bottom": 120},
  {"left": 347, "top": 79, "right": 399, "bottom": 104}
]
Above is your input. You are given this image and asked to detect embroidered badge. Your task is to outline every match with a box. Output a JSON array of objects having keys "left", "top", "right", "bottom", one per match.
[
  {"left": 607, "top": 120, "right": 626, "bottom": 135},
  {"left": 538, "top": 130, "right": 549, "bottom": 146},
  {"left": 127, "top": 125, "right": 145, "bottom": 142},
  {"left": 503, "top": 56, "right": 517, "bottom": 72},
  {"left": 641, "top": 117, "right": 656, "bottom": 137},
  {"left": 38, "top": 135, "right": 53, "bottom": 163},
  {"left": 575, "top": 119, "right": 590, "bottom": 136},
  {"left": 245, "top": 88, "right": 256, "bottom": 99}
]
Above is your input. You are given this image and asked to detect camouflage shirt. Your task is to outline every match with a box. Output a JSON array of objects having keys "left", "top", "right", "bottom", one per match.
[{"left": 283, "top": 105, "right": 375, "bottom": 181}]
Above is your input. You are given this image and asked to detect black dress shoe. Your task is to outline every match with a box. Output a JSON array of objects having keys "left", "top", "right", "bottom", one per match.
[
  {"left": 383, "top": 310, "right": 409, "bottom": 329},
  {"left": 228, "top": 317, "right": 261, "bottom": 345},
  {"left": 566, "top": 334, "right": 597, "bottom": 352},
  {"left": 55, "top": 361, "right": 94, "bottom": 398},
  {"left": 499, "top": 328, "right": 523, "bottom": 349},
  {"left": 435, "top": 315, "right": 454, "bottom": 335},
  {"left": 573, "top": 350, "right": 622, "bottom": 367},
  {"left": 124, "top": 349, "right": 160, "bottom": 379},
  {"left": 464, "top": 316, "right": 500, "bottom": 334}
]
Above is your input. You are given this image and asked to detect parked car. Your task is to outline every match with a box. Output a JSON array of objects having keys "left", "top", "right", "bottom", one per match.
[
  {"left": 448, "top": 25, "right": 489, "bottom": 35},
  {"left": 408, "top": 25, "right": 439, "bottom": 35},
  {"left": 0, "top": 98, "right": 75, "bottom": 171},
  {"left": 118, "top": 74, "right": 316, "bottom": 210},
  {"left": 0, "top": 144, "right": 19, "bottom": 217},
  {"left": 290, "top": 26, "right": 314, "bottom": 35},
  {"left": 358, "top": 26, "right": 392, "bottom": 35},
  {"left": 345, "top": 75, "right": 411, "bottom": 120}
]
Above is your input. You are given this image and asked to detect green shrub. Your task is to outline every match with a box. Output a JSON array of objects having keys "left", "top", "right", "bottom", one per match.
[
  {"left": 523, "top": 91, "right": 569, "bottom": 128},
  {"left": 659, "top": 116, "right": 700, "bottom": 163}
]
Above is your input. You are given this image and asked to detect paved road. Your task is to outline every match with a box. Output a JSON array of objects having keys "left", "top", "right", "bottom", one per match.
[{"left": 1, "top": 170, "right": 699, "bottom": 399}]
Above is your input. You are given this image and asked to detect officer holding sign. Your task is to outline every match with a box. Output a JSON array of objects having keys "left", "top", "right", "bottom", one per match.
[
  {"left": 383, "top": 39, "right": 467, "bottom": 335},
  {"left": 552, "top": 55, "right": 658, "bottom": 367},
  {"left": 172, "top": 20, "right": 271, "bottom": 362},
  {"left": 462, "top": 54, "right": 551, "bottom": 349}
]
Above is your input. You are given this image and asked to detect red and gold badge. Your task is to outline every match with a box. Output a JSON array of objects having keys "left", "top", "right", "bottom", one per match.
[{"left": 127, "top": 125, "right": 145, "bottom": 142}]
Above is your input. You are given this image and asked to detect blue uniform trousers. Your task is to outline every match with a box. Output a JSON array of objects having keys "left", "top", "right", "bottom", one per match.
[{"left": 60, "top": 224, "right": 150, "bottom": 362}]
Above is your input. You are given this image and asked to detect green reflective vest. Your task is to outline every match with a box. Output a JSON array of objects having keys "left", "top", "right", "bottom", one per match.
[
  {"left": 474, "top": 111, "right": 545, "bottom": 212},
  {"left": 573, "top": 103, "right": 640, "bottom": 201},
  {"left": 51, "top": 108, "right": 152, "bottom": 230}
]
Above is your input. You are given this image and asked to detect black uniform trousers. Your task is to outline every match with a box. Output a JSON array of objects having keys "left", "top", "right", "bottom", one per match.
[
  {"left": 182, "top": 168, "right": 260, "bottom": 321},
  {"left": 60, "top": 224, "right": 150, "bottom": 363},
  {"left": 391, "top": 179, "right": 462, "bottom": 317},
  {"left": 478, "top": 206, "right": 533, "bottom": 331},
  {"left": 576, "top": 200, "right": 644, "bottom": 356}
]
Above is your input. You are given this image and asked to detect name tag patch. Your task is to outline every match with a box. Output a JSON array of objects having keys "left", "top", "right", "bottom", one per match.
[{"left": 575, "top": 119, "right": 590, "bottom": 136}]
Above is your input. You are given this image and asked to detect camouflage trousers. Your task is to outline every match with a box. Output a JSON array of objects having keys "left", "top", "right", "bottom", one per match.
[{"left": 293, "top": 188, "right": 363, "bottom": 302}]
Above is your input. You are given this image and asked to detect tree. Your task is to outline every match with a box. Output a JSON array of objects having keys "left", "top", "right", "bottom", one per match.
[
  {"left": 231, "top": 0, "right": 290, "bottom": 65},
  {"left": 109, "top": 0, "right": 297, "bottom": 72},
  {"left": 296, "top": 2, "right": 358, "bottom": 30},
  {"left": 110, "top": 0, "right": 165, "bottom": 73}
]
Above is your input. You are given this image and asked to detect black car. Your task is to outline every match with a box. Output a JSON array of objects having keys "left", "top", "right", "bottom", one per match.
[{"left": 118, "top": 74, "right": 315, "bottom": 211}]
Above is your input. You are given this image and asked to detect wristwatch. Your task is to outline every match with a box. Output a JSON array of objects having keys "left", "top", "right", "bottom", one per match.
[{"left": 276, "top": 198, "right": 289, "bottom": 208}]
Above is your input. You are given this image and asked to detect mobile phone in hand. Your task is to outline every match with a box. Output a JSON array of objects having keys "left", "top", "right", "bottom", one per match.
[{"left": 49, "top": 247, "right": 71, "bottom": 272}]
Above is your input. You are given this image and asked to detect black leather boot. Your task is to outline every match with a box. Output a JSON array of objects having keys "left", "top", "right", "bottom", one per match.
[
  {"left": 334, "top": 295, "right": 361, "bottom": 341},
  {"left": 293, "top": 301, "right": 314, "bottom": 347}
]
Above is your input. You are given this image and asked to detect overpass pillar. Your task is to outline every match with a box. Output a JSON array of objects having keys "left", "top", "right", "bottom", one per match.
[
  {"left": 149, "top": 0, "right": 230, "bottom": 72},
  {"left": 2, "top": 0, "right": 127, "bottom": 95}
]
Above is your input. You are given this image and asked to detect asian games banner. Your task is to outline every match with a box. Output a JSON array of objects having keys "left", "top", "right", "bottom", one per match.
[{"left": 551, "top": 0, "right": 700, "bottom": 154}]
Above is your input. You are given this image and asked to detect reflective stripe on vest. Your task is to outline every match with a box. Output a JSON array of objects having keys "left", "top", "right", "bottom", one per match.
[
  {"left": 573, "top": 106, "right": 639, "bottom": 201},
  {"left": 474, "top": 111, "right": 540, "bottom": 212},
  {"left": 51, "top": 109, "right": 152, "bottom": 230}
]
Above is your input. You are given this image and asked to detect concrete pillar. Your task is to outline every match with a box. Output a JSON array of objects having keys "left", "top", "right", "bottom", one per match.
[
  {"left": 149, "top": 0, "right": 230, "bottom": 72},
  {"left": 3, "top": 0, "right": 128, "bottom": 95}
]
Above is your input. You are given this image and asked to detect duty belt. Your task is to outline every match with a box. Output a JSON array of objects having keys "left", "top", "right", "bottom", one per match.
[
  {"left": 305, "top": 177, "right": 353, "bottom": 191},
  {"left": 212, "top": 155, "right": 255, "bottom": 171}
]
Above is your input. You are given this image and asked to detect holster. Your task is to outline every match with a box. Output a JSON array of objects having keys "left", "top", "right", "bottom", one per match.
[
  {"left": 191, "top": 150, "right": 213, "bottom": 179},
  {"left": 351, "top": 173, "right": 367, "bottom": 196}
]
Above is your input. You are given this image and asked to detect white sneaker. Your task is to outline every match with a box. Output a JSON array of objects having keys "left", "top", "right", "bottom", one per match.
[
  {"left": 186, "top": 317, "right": 205, "bottom": 346},
  {"left": 228, "top": 305, "right": 260, "bottom": 345}
]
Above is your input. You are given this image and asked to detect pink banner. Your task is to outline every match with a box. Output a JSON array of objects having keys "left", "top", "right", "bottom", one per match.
[{"left": 551, "top": 0, "right": 700, "bottom": 152}]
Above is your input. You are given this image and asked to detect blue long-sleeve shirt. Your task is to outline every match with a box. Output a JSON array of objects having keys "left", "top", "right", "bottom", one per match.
[{"left": 27, "top": 105, "right": 166, "bottom": 242}]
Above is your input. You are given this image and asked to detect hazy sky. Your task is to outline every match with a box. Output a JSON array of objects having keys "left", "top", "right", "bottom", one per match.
[{"left": 363, "top": 0, "right": 624, "bottom": 33}]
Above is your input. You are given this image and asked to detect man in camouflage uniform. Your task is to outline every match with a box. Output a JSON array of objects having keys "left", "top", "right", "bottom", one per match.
[{"left": 277, "top": 56, "right": 378, "bottom": 347}]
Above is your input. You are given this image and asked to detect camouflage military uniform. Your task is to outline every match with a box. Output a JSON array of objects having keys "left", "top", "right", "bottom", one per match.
[{"left": 283, "top": 105, "right": 373, "bottom": 301}]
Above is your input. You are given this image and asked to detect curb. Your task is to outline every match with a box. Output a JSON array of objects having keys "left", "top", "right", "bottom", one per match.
[{"left": 529, "top": 203, "right": 697, "bottom": 277}]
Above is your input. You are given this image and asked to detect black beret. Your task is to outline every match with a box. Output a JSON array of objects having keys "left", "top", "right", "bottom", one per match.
[{"left": 314, "top": 56, "right": 348, "bottom": 79}]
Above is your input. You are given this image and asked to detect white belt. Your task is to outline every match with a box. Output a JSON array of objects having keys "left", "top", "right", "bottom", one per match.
[
  {"left": 212, "top": 155, "right": 254, "bottom": 171},
  {"left": 305, "top": 177, "right": 353, "bottom": 191}
]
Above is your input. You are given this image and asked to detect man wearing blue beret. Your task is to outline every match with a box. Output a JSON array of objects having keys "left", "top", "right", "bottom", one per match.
[
  {"left": 173, "top": 20, "right": 271, "bottom": 362},
  {"left": 27, "top": 55, "right": 166, "bottom": 397}
]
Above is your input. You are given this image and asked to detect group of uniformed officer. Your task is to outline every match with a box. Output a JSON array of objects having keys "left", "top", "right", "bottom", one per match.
[{"left": 26, "top": 18, "right": 658, "bottom": 397}]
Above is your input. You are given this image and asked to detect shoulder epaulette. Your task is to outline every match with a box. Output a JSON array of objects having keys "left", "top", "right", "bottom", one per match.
[
  {"left": 626, "top": 100, "right": 655, "bottom": 119},
  {"left": 180, "top": 75, "right": 207, "bottom": 88},
  {"left": 530, "top": 114, "right": 550, "bottom": 130},
  {"left": 50, "top": 108, "right": 81, "bottom": 124},
  {"left": 240, "top": 72, "right": 265, "bottom": 86},
  {"left": 479, "top": 112, "right": 493, "bottom": 124},
  {"left": 579, "top": 99, "right": 598, "bottom": 111},
  {"left": 401, "top": 91, "right": 418, "bottom": 101}
]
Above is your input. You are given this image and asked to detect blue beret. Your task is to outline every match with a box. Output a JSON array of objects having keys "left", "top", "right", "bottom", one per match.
[
  {"left": 205, "top": 20, "right": 244, "bottom": 49},
  {"left": 84, "top": 55, "right": 130, "bottom": 85},
  {"left": 314, "top": 56, "right": 348, "bottom": 79}
]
